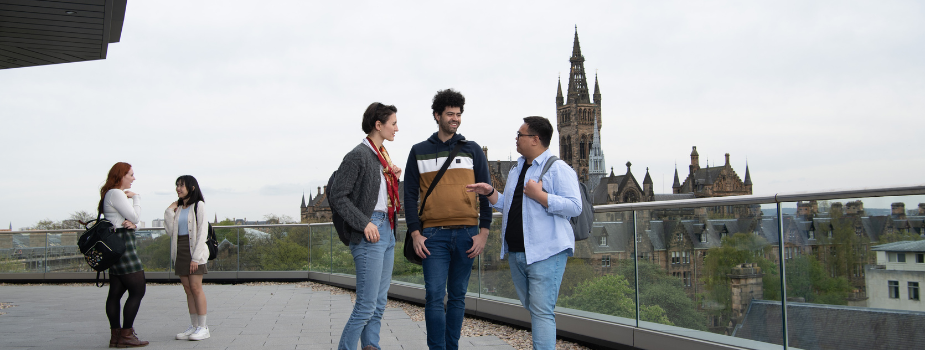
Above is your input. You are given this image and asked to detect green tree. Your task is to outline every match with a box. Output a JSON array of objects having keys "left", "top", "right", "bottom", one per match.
[
  {"left": 817, "top": 208, "right": 870, "bottom": 283},
  {"left": 702, "top": 233, "right": 780, "bottom": 324},
  {"left": 785, "top": 255, "right": 853, "bottom": 305},
  {"left": 616, "top": 259, "right": 706, "bottom": 330},
  {"left": 559, "top": 274, "right": 672, "bottom": 324}
]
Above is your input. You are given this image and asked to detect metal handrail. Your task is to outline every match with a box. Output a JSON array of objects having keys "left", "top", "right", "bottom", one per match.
[{"left": 4, "top": 183, "right": 923, "bottom": 234}]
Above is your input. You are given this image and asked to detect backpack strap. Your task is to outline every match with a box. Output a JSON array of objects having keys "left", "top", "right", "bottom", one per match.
[
  {"left": 418, "top": 139, "right": 467, "bottom": 216},
  {"left": 538, "top": 155, "right": 560, "bottom": 184}
]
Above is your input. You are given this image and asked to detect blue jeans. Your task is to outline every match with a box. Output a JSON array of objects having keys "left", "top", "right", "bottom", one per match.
[
  {"left": 421, "top": 225, "right": 478, "bottom": 350},
  {"left": 508, "top": 250, "right": 568, "bottom": 350},
  {"left": 338, "top": 212, "right": 395, "bottom": 350}
]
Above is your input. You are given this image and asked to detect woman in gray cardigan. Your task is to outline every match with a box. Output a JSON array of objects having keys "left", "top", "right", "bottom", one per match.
[{"left": 330, "top": 102, "right": 402, "bottom": 350}]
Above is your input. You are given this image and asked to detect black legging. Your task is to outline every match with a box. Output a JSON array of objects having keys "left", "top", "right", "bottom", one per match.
[{"left": 106, "top": 271, "right": 146, "bottom": 329}]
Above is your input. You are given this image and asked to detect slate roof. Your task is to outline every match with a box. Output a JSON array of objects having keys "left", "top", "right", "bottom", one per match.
[
  {"left": 872, "top": 240, "right": 925, "bottom": 252},
  {"left": 652, "top": 193, "right": 695, "bottom": 201},
  {"left": 734, "top": 300, "right": 925, "bottom": 350},
  {"left": 646, "top": 221, "right": 667, "bottom": 250},
  {"left": 591, "top": 222, "right": 628, "bottom": 253},
  {"left": 591, "top": 175, "right": 624, "bottom": 205}
]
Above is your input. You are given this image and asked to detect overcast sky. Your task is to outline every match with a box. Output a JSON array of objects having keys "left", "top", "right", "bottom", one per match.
[{"left": 2, "top": 1, "right": 924, "bottom": 229}]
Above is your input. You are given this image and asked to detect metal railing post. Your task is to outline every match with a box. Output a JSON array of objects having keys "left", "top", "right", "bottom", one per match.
[
  {"left": 776, "top": 202, "right": 789, "bottom": 349},
  {"left": 633, "top": 210, "right": 640, "bottom": 328}
]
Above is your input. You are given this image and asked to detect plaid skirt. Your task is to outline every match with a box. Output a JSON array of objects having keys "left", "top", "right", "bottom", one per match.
[{"left": 109, "top": 229, "right": 144, "bottom": 275}]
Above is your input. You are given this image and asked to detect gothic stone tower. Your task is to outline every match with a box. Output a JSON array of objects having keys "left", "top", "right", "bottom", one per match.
[{"left": 557, "top": 27, "right": 602, "bottom": 183}]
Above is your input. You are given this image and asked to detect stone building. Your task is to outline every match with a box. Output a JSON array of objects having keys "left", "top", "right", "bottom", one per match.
[{"left": 556, "top": 27, "right": 602, "bottom": 185}]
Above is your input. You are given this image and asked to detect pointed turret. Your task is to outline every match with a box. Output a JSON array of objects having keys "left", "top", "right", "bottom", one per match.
[
  {"left": 643, "top": 167, "right": 653, "bottom": 197},
  {"left": 566, "top": 26, "right": 591, "bottom": 105},
  {"left": 556, "top": 76, "right": 564, "bottom": 106},
  {"left": 672, "top": 166, "right": 681, "bottom": 194},
  {"left": 301, "top": 192, "right": 307, "bottom": 208},
  {"left": 744, "top": 163, "right": 752, "bottom": 186},
  {"left": 214, "top": 213, "right": 218, "bottom": 224},
  {"left": 593, "top": 73, "right": 601, "bottom": 105}
]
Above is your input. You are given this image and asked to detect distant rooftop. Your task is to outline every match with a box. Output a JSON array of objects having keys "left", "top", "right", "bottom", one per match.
[{"left": 872, "top": 240, "right": 925, "bottom": 252}]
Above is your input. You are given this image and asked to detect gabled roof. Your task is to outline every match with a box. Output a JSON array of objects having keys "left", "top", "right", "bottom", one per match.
[
  {"left": 872, "top": 240, "right": 925, "bottom": 252},
  {"left": 591, "top": 222, "right": 628, "bottom": 253},
  {"left": 735, "top": 300, "right": 925, "bottom": 350},
  {"left": 647, "top": 221, "right": 667, "bottom": 250}
]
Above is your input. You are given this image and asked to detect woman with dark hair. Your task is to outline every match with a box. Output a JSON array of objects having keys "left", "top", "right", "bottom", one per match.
[
  {"left": 99, "top": 162, "right": 149, "bottom": 348},
  {"left": 164, "top": 175, "right": 211, "bottom": 341},
  {"left": 330, "top": 102, "right": 401, "bottom": 350}
]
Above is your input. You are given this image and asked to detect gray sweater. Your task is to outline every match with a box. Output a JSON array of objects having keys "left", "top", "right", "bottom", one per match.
[{"left": 329, "top": 143, "right": 392, "bottom": 245}]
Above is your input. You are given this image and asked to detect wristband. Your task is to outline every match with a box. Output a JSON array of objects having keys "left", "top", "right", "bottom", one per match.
[{"left": 487, "top": 188, "right": 495, "bottom": 197}]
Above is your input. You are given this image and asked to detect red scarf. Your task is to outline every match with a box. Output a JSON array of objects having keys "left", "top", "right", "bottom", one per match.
[{"left": 367, "top": 137, "right": 402, "bottom": 230}]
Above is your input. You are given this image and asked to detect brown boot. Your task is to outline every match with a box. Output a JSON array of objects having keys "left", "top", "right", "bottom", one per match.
[
  {"left": 109, "top": 328, "right": 120, "bottom": 348},
  {"left": 116, "top": 328, "right": 149, "bottom": 348},
  {"left": 362, "top": 346, "right": 378, "bottom": 350}
]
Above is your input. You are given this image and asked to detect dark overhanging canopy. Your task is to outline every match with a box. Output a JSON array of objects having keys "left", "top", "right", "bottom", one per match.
[{"left": 0, "top": 0, "right": 127, "bottom": 70}]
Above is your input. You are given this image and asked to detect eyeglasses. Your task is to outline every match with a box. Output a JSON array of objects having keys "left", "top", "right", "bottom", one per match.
[{"left": 516, "top": 132, "right": 537, "bottom": 138}]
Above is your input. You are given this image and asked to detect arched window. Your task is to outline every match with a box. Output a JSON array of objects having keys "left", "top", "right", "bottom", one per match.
[
  {"left": 579, "top": 135, "right": 586, "bottom": 160},
  {"left": 566, "top": 136, "right": 572, "bottom": 162}
]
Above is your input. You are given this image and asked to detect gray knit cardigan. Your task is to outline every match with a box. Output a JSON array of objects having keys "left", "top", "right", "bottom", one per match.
[{"left": 328, "top": 143, "right": 393, "bottom": 245}]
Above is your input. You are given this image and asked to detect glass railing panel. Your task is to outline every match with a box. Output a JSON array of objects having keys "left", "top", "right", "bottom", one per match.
[
  {"left": 210, "top": 226, "right": 241, "bottom": 271},
  {"left": 778, "top": 195, "right": 925, "bottom": 350},
  {"left": 553, "top": 211, "right": 637, "bottom": 326},
  {"left": 309, "top": 224, "right": 334, "bottom": 273},
  {"left": 635, "top": 204, "right": 783, "bottom": 350},
  {"left": 44, "top": 231, "right": 86, "bottom": 272},
  {"left": 478, "top": 217, "right": 517, "bottom": 301},
  {"left": 392, "top": 221, "right": 425, "bottom": 286},
  {"left": 235, "top": 225, "right": 310, "bottom": 271},
  {"left": 329, "top": 224, "right": 355, "bottom": 275},
  {"left": 0, "top": 233, "right": 49, "bottom": 273},
  {"left": 134, "top": 229, "right": 169, "bottom": 272}
]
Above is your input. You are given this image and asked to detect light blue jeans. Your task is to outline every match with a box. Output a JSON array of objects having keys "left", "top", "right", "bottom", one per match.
[
  {"left": 338, "top": 212, "right": 395, "bottom": 350},
  {"left": 507, "top": 250, "right": 568, "bottom": 350},
  {"left": 421, "top": 225, "right": 478, "bottom": 350}
]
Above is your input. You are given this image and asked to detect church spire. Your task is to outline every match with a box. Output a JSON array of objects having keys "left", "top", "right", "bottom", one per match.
[
  {"left": 567, "top": 26, "right": 591, "bottom": 104},
  {"left": 593, "top": 73, "right": 601, "bottom": 105},
  {"left": 744, "top": 162, "right": 752, "bottom": 186},
  {"left": 587, "top": 111, "right": 606, "bottom": 192},
  {"left": 301, "top": 192, "right": 307, "bottom": 208},
  {"left": 672, "top": 165, "right": 681, "bottom": 190},
  {"left": 556, "top": 75, "right": 564, "bottom": 106}
]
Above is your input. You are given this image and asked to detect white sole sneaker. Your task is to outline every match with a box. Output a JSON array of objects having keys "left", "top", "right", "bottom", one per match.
[
  {"left": 176, "top": 325, "right": 196, "bottom": 340},
  {"left": 189, "top": 327, "right": 210, "bottom": 341}
]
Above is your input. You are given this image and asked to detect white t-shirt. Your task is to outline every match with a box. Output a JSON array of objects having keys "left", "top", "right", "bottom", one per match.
[{"left": 363, "top": 138, "right": 388, "bottom": 213}]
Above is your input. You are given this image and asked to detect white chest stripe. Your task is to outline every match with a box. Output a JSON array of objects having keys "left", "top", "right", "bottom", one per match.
[{"left": 417, "top": 156, "right": 475, "bottom": 174}]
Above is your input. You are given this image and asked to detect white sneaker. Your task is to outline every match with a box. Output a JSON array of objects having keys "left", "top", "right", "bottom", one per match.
[
  {"left": 176, "top": 325, "right": 196, "bottom": 340},
  {"left": 188, "top": 326, "right": 210, "bottom": 341}
]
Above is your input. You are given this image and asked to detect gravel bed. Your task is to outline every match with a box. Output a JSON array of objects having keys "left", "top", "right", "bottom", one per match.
[{"left": 296, "top": 281, "right": 592, "bottom": 350}]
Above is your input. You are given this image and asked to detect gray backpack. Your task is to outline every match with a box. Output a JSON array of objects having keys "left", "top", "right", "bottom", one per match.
[{"left": 538, "top": 156, "right": 593, "bottom": 241}]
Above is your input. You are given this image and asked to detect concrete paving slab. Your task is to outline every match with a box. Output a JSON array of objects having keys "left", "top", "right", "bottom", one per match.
[{"left": 0, "top": 284, "right": 514, "bottom": 349}]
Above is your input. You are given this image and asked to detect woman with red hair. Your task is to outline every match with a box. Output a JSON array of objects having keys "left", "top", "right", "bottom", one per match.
[{"left": 99, "top": 162, "right": 149, "bottom": 348}]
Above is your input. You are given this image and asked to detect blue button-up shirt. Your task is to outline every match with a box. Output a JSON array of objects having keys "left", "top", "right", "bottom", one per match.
[{"left": 494, "top": 150, "right": 582, "bottom": 265}]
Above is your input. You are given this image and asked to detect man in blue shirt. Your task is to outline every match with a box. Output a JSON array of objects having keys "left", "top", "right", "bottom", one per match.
[{"left": 466, "top": 116, "right": 582, "bottom": 350}]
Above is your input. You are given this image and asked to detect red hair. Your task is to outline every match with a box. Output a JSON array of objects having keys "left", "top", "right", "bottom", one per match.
[{"left": 98, "top": 162, "right": 132, "bottom": 213}]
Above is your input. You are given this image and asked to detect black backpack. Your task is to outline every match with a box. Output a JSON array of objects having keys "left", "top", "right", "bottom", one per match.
[
  {"left": 77, "top": 213, "right": 126, "bottom": 287},
  {"left": 327, "top": 171, "right": 350, "bottom": 246},
  {"left": 538, "top": 156, "right": 594, "bottom": 241},
  {"left": 194, "top": 202, "right": 218, "bottom": 260}
]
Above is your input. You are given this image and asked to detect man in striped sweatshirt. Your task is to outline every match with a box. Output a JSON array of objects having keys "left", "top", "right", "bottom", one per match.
[{"left": 404, "top": 89, "right": 492, "bottom": 350}]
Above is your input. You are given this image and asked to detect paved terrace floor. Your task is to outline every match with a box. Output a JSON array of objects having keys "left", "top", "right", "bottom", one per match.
[{"left": 0, "top": 283, "right": 516, "bottom": 350}]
